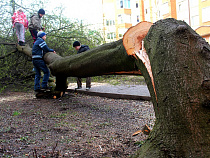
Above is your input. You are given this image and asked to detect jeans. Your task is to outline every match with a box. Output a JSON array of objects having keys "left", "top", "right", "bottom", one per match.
[{"left": 33, "top": 59, "right": 50, "bottom": 91}]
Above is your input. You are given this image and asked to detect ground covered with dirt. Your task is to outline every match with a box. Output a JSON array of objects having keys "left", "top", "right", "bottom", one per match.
[{"left": 0, "top": 90, "right": 155, "bottom": 158}]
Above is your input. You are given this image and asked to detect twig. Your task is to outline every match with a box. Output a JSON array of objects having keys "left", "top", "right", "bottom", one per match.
[
  {"left": 0, "top": 49, "right": 17, "bottom": 59},
  {"left": 0, "top": 42, "right": 16, "bottom": 45},
  {"left": 52, "top": 141, "right": 58, "bottom": 156}
]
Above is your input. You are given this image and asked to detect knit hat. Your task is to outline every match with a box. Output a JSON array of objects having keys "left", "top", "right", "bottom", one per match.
[
  {"left": 37, "top": 31, "right": 46, "bottom": 38},
  {"left": 17, "top": 8, "right": 23, "bottom": 12},
  {"left": 38, "top": 9, "right": 45, "bottom": 15},
  {"left": 73, "top": 41, "right": 80, "bottom": 47}
]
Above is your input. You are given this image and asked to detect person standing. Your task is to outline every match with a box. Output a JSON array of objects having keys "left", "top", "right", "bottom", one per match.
[
  {"left": 73, "top": 41, "right": 91, "bottom": 90},
  {"left": 32, "top": 31, "right": 56, "bottom": 92},
  {"left": 11, "top": 8, "right": 28, "bottom": 46},
  {"left": 28, "top": 9, "right": 45, "bottom": 44}
]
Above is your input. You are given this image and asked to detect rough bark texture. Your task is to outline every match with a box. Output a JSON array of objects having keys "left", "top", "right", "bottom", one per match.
[
  {"left": 132, "top": 18, "right": 210, "bottom": 158},
  {"left": 47, "top": 39, "right": 137, "bottom": 77},
  {"left": 17, "top": 40, "right": 138, "bottom": 92}
]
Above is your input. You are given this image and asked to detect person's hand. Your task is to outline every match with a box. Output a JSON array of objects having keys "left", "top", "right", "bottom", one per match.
[{"left": 53, "top": 51, "right": 56, "bottom": 54}]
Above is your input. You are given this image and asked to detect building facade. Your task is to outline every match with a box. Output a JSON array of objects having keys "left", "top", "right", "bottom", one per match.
[
  {"left": 102, "top": 0, "right": 142, "bottom": 42},
  {"left": 102, "top": 0, "right": 210, "bottom": 43}
]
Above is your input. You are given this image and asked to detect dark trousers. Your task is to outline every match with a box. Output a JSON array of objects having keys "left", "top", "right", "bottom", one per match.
[
  {"left": 77, "top": 77, "right": 91, "bottom": 88},
  {"left": 30, "top": 29, "right": 38, "bottom": 44}
]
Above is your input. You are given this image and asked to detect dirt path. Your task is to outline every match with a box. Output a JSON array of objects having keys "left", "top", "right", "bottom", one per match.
[{"left": 0, "top": 91, "right": 155, "bottom": 157}]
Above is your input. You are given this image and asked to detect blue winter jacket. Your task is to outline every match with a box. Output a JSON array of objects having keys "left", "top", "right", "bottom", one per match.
[{"left": 32, "top": 37, "right": 54, "bottom": 59}]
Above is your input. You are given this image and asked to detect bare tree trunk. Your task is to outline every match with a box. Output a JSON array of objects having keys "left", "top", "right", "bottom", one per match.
[
  {"left": 131, "top": 18, "right": 210, "bottom": 158},
  {"left": 46, "top": 39, "right": 138, "bottom": 77}
]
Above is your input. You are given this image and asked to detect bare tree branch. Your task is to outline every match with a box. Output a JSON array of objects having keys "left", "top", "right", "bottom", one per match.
[
  {"left": 0, "top": 49, "right": 17, "bottom": 59},
  {"left": 0, "top": 42, "right": 16, "bottom": 45}
]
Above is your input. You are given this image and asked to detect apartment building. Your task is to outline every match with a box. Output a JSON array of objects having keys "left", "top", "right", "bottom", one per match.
[
  {"left": 102, "top": 0, "right": 142, "bottom": 42},
  {"left": 102, "top": 0, "right": 210, "bottom": 43}
]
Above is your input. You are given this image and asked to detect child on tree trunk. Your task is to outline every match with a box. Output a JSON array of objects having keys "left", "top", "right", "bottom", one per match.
[
  {"left": 32, "top": 31, "right": 56, "bottom": 92},
  {"left": 11, "top": 8, "right": 28, "bottom": 46}
]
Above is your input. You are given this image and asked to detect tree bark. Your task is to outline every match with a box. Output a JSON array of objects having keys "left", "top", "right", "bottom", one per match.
[
  {"left": 131, "top": 18, "right": 210, "bottom": 158},
  {"left": 46, "top": 39, "right": 138, "bottom": 77}
]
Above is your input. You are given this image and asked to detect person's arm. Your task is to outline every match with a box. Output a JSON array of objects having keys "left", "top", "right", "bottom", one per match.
[
  {"left": 23, "top": 14, "right": 28, "bottom": 29},
  {"left": 11, "top": 12, "right": 16, "bottom": 24},
  {"left": 39, "top": 41, "right": 54, "bottom": 52}
]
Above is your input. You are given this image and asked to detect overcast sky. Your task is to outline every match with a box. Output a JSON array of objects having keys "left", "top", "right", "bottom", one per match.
[
  {"left": 48, "top": 0, "right": 103, "bottom": 24},
  {"left": 14, "top": 0, "right": 103, "bottom": 24}
]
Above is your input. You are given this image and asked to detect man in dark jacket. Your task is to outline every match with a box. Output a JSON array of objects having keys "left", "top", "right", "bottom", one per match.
[
  {"left": 73, "top": 41, "right": 91, "bottom": 90},
  {"left": 29, "top": 9, "right": 45, "bottom": 44},
  {"left": 32, "top": 31, "right": 56, "bottom": 92}
]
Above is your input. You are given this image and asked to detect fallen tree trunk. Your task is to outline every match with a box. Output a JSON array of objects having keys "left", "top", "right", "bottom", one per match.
[
  {"left": 17, "top": 39, "right": 139, "bottom": 92},
  {"left": 17, "top": 18, "right": 209, "bottom": 157},
  {"left": 46, "top": 39, "right": 138, "bottom": 77}
]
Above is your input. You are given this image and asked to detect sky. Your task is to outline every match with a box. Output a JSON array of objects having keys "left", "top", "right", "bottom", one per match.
[
  {"left": 14, "top": 0, "right": 103, "bottom": 25},
  {"left": 48, "top": 0, "right": 103, "bottom": 24}
]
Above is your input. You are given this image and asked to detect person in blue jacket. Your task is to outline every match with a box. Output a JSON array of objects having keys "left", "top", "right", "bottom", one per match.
[{"left": 32, "top": 31, "right": 56, "bottom": 92}]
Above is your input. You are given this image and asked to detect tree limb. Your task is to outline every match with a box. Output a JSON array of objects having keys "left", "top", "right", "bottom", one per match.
[{"left": 0, "top": 49, "right": 17, "bottom": 59}]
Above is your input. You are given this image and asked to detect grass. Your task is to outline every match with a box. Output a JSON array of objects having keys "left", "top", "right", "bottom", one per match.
[{"left": 12, "top": 111, "right": 21, "bottom": 116}]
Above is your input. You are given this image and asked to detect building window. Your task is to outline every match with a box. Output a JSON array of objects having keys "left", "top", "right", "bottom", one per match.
[
  {"left": 191, "top": 15, "right": 199, "bottom": 26},
  {"left": 120, "top": 0, "right": 123, "bottom": 8},
  {"left": 202, "top": 6, "right": 210, "bottom": 23},
  {"left": 161, "top": 2, "right": 169, "bottom": 15},
  {"left": 106, "top": 20, "right": 109, "bottom": 26},
  {"left": 107, "top": 32, "right": 116, "bottom": 39},
  {"left": 137, "top": 15, "right": 139, "bottom": 22},
  {"left": 136, "top": 2, "right": 139, "bottom": 8},
  {"left": 178, "top": 4, "right": 181, "bottom": 12},
  {"left": 125, "top": 14, "right": 131, "bottom": 23},
  {"left": 190, "top": 0, "right": 198, "bottom": 7},
  {"left": 118, "top": 0, "right": 130, "bottom": 9},
  {"left": 124, "top": 0, "right": 130, "bottom": 9},
  {"left": 118, "top": 15, "right": 123, "bottom": 24}
]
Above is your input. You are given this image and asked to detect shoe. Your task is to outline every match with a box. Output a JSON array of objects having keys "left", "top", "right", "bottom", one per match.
[
  {"left": 75, "top": 87, "right": 82, "bottom": 89},
  {"left": 19, "top": 41, "right": 25, "bottom": 46},
  {"left": 41, "top": 86, "right": 52, "bottom": 91},
  {"left": 86, "top": 87, "right": 91, "bottom": 90},
  {"left": 35, "top": 89, "right": 41, "bottom": 92}
]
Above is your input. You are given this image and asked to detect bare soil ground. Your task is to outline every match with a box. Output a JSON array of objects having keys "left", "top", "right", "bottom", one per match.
[{"left": 0, "top": 89, "right": 155, "bottom": 158}]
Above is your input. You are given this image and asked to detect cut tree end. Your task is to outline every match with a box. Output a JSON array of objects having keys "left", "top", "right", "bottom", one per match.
[
  {"left": 123, "top": 21, "right": 153, "bottom": 56},
  {"left": 123, "top": 21, "right": 158, "bottom": 103}
]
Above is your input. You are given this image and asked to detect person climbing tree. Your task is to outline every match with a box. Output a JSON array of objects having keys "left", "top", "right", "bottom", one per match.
[
  {"left": 32, "top": 31, "right": 56, "bottom": 92},
  {"left": 11, "top": 8, "right": 28, "bottom": 46},
  {"left": 28, "top": 9, "right": 45, "bottom": 44}
]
